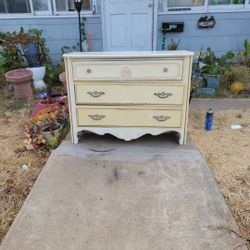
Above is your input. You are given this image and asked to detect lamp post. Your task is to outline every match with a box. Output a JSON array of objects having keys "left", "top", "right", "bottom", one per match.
[{"left": 74, "top": 0, "right": 83, "bottom": 52}]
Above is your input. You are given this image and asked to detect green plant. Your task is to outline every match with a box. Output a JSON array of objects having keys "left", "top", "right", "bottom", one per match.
[
  {"left": 200, "top": 48, "right": 235, "bottom": 75},
  {"left": 166, "top": 39, "right": 180, "bottom": 50},
  {"left": 0, "top": 32, "right": 25, "bottom": 71},
  {"left": 55, "top": 45, "right": 78, "bottom": 76},
  {"left": 244, "top": 39, "right": 250, "bottom": 55},
  {"left": 24, "top": 104, "right": 69, "bottom": 150},
  {"left": 0, "top": 27, "right": 57, "bottom": 85},
  {"left": 81, "top": 17, "right": 87, "bottom": 41}
]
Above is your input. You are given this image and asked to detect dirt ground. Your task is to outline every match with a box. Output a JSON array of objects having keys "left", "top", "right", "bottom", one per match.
[
  {"left": 189, "top": 109, "right": 250, "bottom": 246},
  {"left": 0, "top": 92, "right": 49, "bottom": 244}
]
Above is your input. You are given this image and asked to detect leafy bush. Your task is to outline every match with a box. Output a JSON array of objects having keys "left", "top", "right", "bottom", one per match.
[
  {"left": 200, "top": 48, "right": 235, "bottom": 75},
  {"left": 220, "top": 65, "right": 250, "bottom": 89},
  {"left": 0, "top": 28, "right": 57, "bottom": 85}
]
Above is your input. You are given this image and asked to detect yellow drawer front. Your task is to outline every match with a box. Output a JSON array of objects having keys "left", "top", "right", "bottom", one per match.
[
  {"left": 72, "top": 60, "right": 183, "bottom": 81},
  {"left": 75, "top": 84, "right": 184, "bottom": 105},
  {"left": 77, "top": 108, "right": 182, "bottom": 128}
]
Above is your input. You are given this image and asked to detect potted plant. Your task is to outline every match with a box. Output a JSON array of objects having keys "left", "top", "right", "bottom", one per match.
[
  {"left": 166, "top": 39, "right": 180, "bottom": 51},
  {"left": 0, "top": 28, "right": 55, "bottom": 93},
  {"left": 0, "top": 32, "right": 34, "bottom": 101},
  {"left": 40, "top": 120, "right": 62, "bottom": 141},
  {"left": 200, "top": 48, "right": 234, "bottom": 89},
  {"left": 34, "top": 106, "right": 66, "bottom": 142}
]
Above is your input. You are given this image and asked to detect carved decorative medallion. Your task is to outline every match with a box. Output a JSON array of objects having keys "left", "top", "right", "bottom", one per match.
[{"left": 121, "top": 66, "right": 132, "bottom": 78}]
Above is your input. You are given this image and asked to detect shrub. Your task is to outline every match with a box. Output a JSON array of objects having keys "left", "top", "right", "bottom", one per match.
[
  {"left": 199, "top": 48, "right": 235, "bottom": 75},
  {"left": 220, "top": 65, "right": 250, "bottom": 89},
  {"left": 0, "top": 28, "right": 57, "bottom": 85}
]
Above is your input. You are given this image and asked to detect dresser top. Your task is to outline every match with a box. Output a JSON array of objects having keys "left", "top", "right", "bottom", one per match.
[{"left": 63, "top": 50, "right": 194, "bottom": 59}]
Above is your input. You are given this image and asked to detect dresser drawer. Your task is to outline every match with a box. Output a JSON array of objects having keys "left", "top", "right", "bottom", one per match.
[
  {"left": 72, "top": 60, "right": 183, "bottom": 81},
  {"left": 75, "top": 84, "right": 184, "bottom": 105},
  {"left": 77, "top": 108, "right": 182, "bottom": 128}
]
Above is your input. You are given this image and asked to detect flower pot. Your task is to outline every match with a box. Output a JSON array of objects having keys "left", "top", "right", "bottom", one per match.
[
  {"left": 5, "top": 69, "right": 33, "bottom": 101},
  {"left": 41, "top": 122, "right": 61, "bottom": 141},
  {"left": 204, "top": 74, "right": 220, "bottom": 90},
  {"left": 29, "top": 66, "right": 46, "bottom": 89},
  {"left": 59, "top": 71, "right": 67, "bottom": 91},
  {"left": 196, "top": 87, "right": 215, "bottom": 96}
]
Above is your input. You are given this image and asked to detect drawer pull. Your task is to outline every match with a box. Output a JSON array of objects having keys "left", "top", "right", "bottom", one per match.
[
  {"left": 153, "top": 115, "right": 171, "bottom": 122},
  {"left": 163, "top": 67, "right": 168, "bottom": 73},
  {"left": 86, "top": 69, "right": 92, "bottom": 74},
  {"left": 154, "top": 92, "right": 173, "bottom": 99},
  {"left": 88, "top": 114, "right": 106, "bottom": 121},
  {"left": 87, "top": 91, "right": 105, "bottom": 98}
]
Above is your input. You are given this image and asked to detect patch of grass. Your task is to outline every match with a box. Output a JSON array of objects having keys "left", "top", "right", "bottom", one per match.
[{"left": 0, "top": 92, "right": 28, "bottom": 113}]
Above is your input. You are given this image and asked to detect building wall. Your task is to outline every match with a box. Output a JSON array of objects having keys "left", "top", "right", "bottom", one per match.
[
  {"left": 157, "top": 12, "right": 250, "bottom": 55},
  {"left": 0, "top": 1, "right": 250, "bottom": 64},
  {"left": 0, "top": 16, "right": 103, "bottom": 64}
]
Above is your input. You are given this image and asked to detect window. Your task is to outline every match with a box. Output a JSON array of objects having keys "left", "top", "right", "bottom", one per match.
[
  {"left": 163, "top": 0, "right": 206, "bottom": 12},
  {"left": 162, "top": 0, "right": 250, "bottom": 12},
  {"left": 209, "top": 0, "right": 244, "bottom": 5},
  {"left": 33, "top": 0, "right": 50, "bottom": 11},
  {"left": 0, "top": 0, "right": 31, "bottom": 13},
  {"left": 53, "top": 0, "right": 92, "bottom": 13},
  {"left": 0, "top": 0, "right": 95, "bottom": 15},
  {"left": 167, "top": 0, "right": 205, "bottom": 8},
  {"left": 0, "top": 0, "right": 52, "bottom": 14}
]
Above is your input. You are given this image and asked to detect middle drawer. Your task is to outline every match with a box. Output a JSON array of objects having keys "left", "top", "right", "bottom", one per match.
[{"left": 75, "top": 84, "right": 185, "bottom": 105}]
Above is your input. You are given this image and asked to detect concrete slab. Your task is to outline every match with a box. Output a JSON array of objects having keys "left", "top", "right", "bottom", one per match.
[{"left": 0, "top": 134, "right": 246, "bottom": 250}]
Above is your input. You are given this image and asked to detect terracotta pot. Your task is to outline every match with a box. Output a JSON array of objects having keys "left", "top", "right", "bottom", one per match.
[
  {"left": 59, "top": 72, "right": 67, "bottom": 91},
  {"left": 5, "top": 69, "right": 33, "bottom": 101}
]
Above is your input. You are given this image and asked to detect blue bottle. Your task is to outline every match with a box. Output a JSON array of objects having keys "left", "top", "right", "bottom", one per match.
[{"left": 205, "top": 108, "right": 214, "bottom": 131}]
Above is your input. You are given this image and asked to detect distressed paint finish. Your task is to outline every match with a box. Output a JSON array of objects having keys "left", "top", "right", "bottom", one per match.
[{"left": 64, "top": 51, "right": 193, "bottom": 145}]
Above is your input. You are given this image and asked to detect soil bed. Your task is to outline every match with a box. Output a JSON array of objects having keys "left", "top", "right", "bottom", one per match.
[{"left": 189, "top": 109, "right": 250, "bottom": 246}]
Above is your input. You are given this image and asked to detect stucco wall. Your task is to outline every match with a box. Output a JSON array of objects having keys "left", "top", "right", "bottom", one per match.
[
  {"left": 0, "top": 16, "right": 103, "bottom": 64},
  {"left": 157, "top": 12, "right": 250, "bottom": 55}
]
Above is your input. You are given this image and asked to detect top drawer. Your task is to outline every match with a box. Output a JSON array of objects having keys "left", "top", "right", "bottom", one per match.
[{"left": 72, "top": 60, "right": 183, "bottom": 81}]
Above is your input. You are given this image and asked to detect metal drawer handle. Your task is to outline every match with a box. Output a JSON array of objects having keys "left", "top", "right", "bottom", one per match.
[
  {"left": 88, "top": 114, "right": 106, "bottom": 121},
  {"left": 87, "top": 91, "right": 105, "bottom": 98},
  {"left": 86, "top": 69, "right": 92, "bottom": 74},
  {"left": 154, "top": 92, "right": 173, "bottom": 99},
  {"left": 153, "top": 115, "right": 171, "bottom": 122},
  {"left": 163, "top": 67, "right": 168, "bottom": 73}
]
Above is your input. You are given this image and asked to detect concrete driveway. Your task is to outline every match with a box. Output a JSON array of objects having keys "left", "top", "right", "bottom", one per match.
[{"left": 0, "top": 133, "right": 246, "bottom": 250}]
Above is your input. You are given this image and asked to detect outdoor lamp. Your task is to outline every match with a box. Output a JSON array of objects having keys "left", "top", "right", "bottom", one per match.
[{"left": 74, "top": 0, "right": 83, "bottom": 52}]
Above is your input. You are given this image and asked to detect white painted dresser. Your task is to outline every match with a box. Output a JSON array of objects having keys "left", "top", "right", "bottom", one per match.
[{"left": 64, "top": 51, "right": 193, "bottom": 144}]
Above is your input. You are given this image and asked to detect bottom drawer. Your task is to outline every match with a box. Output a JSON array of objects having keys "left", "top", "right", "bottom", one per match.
[{"left": 77, "top": 107, "right": 182, "bottom": 128}]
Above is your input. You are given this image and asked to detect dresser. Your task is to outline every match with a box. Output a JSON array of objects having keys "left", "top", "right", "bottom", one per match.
[{"left": 64, "top": 51, "right": 193, "bottom": 144}]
